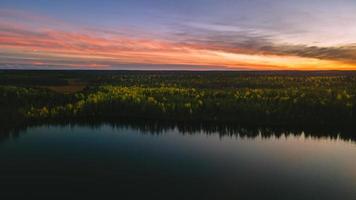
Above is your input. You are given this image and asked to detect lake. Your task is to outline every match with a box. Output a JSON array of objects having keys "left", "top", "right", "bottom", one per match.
[{"left": 0, "top": 124, "right": 355, "bottom": 199}]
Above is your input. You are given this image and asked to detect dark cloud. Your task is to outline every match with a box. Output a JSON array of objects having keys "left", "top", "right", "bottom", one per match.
[
  {"left": 173, "top": 24, "right": 356, "bottom": 63},
  {"left": 268, "top": 45, "right": 356, "bottom": 63}
]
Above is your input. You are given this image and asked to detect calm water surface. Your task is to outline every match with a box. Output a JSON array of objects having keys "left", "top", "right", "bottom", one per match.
[{"left": 0, "top": 124, "right": 355, "bottom": 199}]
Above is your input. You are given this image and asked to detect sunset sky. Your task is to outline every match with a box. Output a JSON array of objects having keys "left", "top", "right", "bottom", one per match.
[{"left": 1, "top": 0, "right": 356, "bottom": 70}]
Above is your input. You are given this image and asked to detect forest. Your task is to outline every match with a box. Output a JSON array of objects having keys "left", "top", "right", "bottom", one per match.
[{"left": 1, "top": 70, "right": 356, "bottom": 131}]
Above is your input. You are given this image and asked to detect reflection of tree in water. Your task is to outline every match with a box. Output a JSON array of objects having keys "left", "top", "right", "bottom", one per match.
[
  {"left": 1, "top": 119, "right": 355, "bottom": 143},
  {"left": 0, "top": 123, "right": 25, "bottom": 142}
]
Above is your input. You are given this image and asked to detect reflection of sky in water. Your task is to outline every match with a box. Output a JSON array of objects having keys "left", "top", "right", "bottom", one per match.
[{"left": 0, "top": 124, "right": 355, "bottom": 199}]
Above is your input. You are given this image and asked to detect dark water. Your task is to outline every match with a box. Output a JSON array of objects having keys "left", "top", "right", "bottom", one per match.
[{"left": 0, "top": 124, "right": 355, "bottom": 199}]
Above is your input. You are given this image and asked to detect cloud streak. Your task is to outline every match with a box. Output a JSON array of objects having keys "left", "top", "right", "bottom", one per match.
[
  {"left": 172, "top": 24, "right": 356, "bottom": 64},
  {"left": 0, "top": 9, "right": 356, "bottom": 70}
]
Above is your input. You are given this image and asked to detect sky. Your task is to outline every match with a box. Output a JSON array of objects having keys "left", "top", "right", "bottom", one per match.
[{"left": 0, "top": 0, "right": 356, "bottom": 70}]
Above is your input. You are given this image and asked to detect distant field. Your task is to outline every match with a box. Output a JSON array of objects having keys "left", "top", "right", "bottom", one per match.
[
  {"left": 38, "top": 79, "right": 87, "bottom": 94},
  {"left": 40, "top": 84, "right": 86, "bottom": 94}
]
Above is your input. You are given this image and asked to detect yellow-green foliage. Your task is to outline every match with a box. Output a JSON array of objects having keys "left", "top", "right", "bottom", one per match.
[
  {"left": 2, "top": 72, "right": 356, "bottom": 125},
  {"left": 21, "top": 84, "right": 355, "bottom": 125}
]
